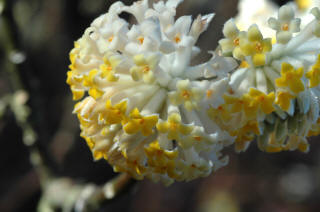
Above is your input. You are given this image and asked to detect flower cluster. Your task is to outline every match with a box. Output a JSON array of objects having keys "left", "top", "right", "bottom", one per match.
[
  {"left": 217, "top": 4, "right": 320, "bottom": 153},
  {"left": 67, "top": 0, "right": 236, "bottom": 185},
  {"left": 67, "top": 0, "right": 320, "bottom": 185}
]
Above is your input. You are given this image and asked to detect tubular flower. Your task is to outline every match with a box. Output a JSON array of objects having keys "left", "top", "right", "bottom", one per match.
[
  {"left": 216, "top": 4, "right": 320, "bottom": 152},
  {"left": 130, "top": 53, "right": 159, "bottom": 83},
  {"left": 268, "top": 5, "right": 301, "bottom": 44},
  {"left": 219, "top": 19, "right": 247, "bottom": 60},
  {"left": 67, "top": 0, "right": 236, "bottom": 185},
  {"left": 239, "top": 24, "right": 272, "bottom": 67},
  {"left": 168, "top": 79, "right": 204, "bottom": 111}
]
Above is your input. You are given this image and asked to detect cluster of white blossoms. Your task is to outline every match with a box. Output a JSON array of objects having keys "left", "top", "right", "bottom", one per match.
[
  {"left": 217, "top": 4, "right": 320, "bottom": 153},
  {"left": 67, "top": 0, "right": 320, "bottom": 185},
  {"left": 67, "top": 0, "right": 236, "bottom": 185}
]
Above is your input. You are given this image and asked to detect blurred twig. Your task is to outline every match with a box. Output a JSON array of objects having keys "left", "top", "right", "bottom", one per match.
[
  {"left": 1, "top": 0, "right": 136, "bottom": 211},
  {"left": 0, "top": 0, "right": 49, "bottom": 180},
  {"left": 37, "top": 173, "right": 134, "bottom": 212}
]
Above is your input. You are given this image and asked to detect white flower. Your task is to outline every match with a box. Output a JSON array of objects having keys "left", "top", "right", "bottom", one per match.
[
  {"left": 219, "top": 19, "right": 247, "bottom": 60},
  {"left": 268, "top": 5, "right": 301, "bottom": 44},
  {"left": 217, "top": 4, "right": 320, "bottom": 153},
  {"left": 67, "top": 0, "right": 236, "bottom": 185}
]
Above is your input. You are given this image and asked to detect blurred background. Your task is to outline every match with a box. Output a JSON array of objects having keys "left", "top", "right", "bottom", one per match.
[{"left": 0, "top": 0, "right": 320, "bottom": 211}]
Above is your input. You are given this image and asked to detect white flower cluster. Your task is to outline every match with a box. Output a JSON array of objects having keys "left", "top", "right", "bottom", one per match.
[
  {"left": 67, "top": 0, "right": 320, "bottom": 185},
  {"left": 217, "top": 4, "right": 320, "bottom": 153},
  {"left": 67, "top": 0, "right": 236, "bottom": 185}
]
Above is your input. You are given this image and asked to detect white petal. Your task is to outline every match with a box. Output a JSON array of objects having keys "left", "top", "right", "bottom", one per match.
[
  {"left": 297, "top": 91, "right": 311, "bottom": 114},
  {"left": 309, "top": 89, "right": 320, "bottom": 123},
  {"left": 278, "top": 5, "right": 294, "bottom": 22},
  {"left": 268, "top": 17, "right": 280, "bottom": 30},
  {"left": 256, "top": 68, "right": 268, "bottom": 93},
  {"left": 190, "top": 13, "right": 215, "bottom": 40},
  {"left": 222, "top": 19, "right": 239, "bottom": 39}
]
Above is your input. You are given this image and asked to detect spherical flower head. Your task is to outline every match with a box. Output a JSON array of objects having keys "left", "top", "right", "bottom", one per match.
[
  {"left": 215, "top": 4, "right": 320, "bottom": 153},
  {"left": 67, "top": 0, "right": 236, "bottom": 185}
]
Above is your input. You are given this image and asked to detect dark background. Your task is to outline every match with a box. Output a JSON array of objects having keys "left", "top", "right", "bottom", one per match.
[{"left": 1, "top": 0, "right": 320, "bottom": 211}]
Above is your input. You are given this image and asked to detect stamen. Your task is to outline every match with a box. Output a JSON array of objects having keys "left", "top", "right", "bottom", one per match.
[
  {"left": 108, "top": 36, "right": 114, "bottom": 43},
  {"left": 139, "top": 119, "right": 145, "bottom": 124},
  {"left": 228, "top": 88, "right": 234, "bottom": 95},
  {"left": 142, "top": 65, "right": 150, "bottom": 73},
  {"left": 282, "top": 23, "right": 289, "bottom": 31},
  {"left": 174, "top": 34, "right": 181, "bottom": 43},
  {"left": 182, "top": 90, "right": 191, "bottom": 99},
  {"left": 138, "top": 36, "right": 144, "bottom": 44},
  {"left": 255, "top": 42, "right": 263, "bottom": 52},
  {"left": 194, "top": 136, "right": 202, "bottom": 141},
  {"left": 206, "top": 90, "right": 213, "bottom": 98},
  {"left": 170, "top": 123, "right": 178, "bottom": 130},
  {"left": 233, "top": 38, "right": 240, "bottom": 46}
]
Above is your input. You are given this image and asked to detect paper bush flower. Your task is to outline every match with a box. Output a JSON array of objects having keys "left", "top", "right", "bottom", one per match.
[
  {"left": 67, "top": 0, "right": 236, "bottom": 185},
  {"left": 216, "top": 4, "right": 320, "bottom": 153},
  {"left": 268, "top": 5, "right": 301, "bottom": 44},
  {"left": 67, "top": 0, "right": 320, "bottom": 185}
]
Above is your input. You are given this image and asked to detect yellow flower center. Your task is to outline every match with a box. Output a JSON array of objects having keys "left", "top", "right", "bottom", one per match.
[
  {"left": 174, "top": 34, "right": 181, "bottom": 43},
  {"left": 138, "top": 36, "right": 144, "bottom": 44},
  {"left": 255, "top": 42, "right": 263, "bottom": 52},
  {"left": 233, "top": 38, "right": 240, "bottom": 46},
  {"left": 258, "top": 95, "right": 265, "bottom": 102},
  {"left": 156, "top": 149, "right": 163, "bottom": 156},
  {"left": 170, "top": 122, "right": 178, "bottom": 130},
  {"left": 282, "top": 23, "right": 289, "bottom": 31},
  {"left": 108, "top": 36, "right": 114, "bottom": 43},
  {"left": 239, "top": 61, "right": 250, "bottom": 68},
  {"left": 286, "top": 72, "right": 293, "bottom": 80},
  {"left": 194, "top": 136, "right": 202, "bottom": 141},
  {"left": 142, "top": 65, "right": 150, "bottom": 73},
  {"left": 206, "top": 90, "right": 213, "bottom": 98},
  {"left": 182, "top": 90, "right": 191, "bottom": 99},
  {"left": 228, "top": 88, "right": 234, "bottom": 95}
]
